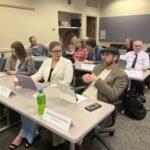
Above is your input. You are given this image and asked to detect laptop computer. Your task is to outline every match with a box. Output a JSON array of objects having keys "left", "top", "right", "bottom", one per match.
[
  {"left": 57, "top": 81, "right": 87, "bottom": 104},
  {"left": 16, "top": 75, "right": 45, "bottom": 91}
]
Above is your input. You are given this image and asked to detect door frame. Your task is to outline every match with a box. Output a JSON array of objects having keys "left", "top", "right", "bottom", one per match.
[{"left": 86, "top": 15, "right": 97, "bottom": 40}]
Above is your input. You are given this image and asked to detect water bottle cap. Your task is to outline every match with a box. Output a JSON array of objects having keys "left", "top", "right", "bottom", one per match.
[{"left": 39, "top": 89, "right": 43, "bottom": 93}]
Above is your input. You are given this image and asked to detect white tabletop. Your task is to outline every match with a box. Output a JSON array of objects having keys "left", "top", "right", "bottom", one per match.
[
  {"left": 0, "top": 75, "right": 115, "bottom": 143},
  {"left": 124, "top": 69, "right": 150, "bottom": 81}
]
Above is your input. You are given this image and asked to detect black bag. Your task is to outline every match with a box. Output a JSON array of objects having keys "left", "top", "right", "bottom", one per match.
[
  {"left": 123, "top": 91, "right": 146, "bottom": 120},
  {"left": 71, "top": 19, "right": 81, "bottom": 27}
]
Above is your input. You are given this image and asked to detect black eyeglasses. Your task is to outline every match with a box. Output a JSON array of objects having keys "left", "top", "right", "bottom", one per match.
[{"left": 51, "top": 50, "right": 61, "bottom": 53}]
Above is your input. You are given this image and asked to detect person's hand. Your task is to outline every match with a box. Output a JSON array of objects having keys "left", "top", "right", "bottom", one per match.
[
  {"left": 88, "top": 74, "right": 98, "bottom": 82},
  {"left": 5, "top": 71, "right": 16, "bottom": 75},
  {"left": 82, "top": 74, "right": 98, "bottom": 83},
  {"left": 82, "top": 74, "right": 92, "bottom": 83},
  {"left": 84, "top": 60, "right": 94, "bottom": 64}
]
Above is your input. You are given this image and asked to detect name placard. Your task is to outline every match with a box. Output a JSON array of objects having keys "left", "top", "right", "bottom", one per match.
[
  {"left": 43, "top": 108, "right": 72, "bottom": 131},
  {"left": 0, "top": 85, "right": 12, "bottom": 98}
]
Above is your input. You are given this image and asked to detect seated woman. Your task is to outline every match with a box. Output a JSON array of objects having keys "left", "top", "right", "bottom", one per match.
[
  {"left": 9, "top": 41, "right": 73, "bottom": 150},
  {"left": 7, "top": 41, "right": 36, "bottom": 150},
  {"left": 122, "top": 37, "right": 134, "bottom": 52},
  {"left": 6, "top": 41, "right": 36, "bottom": 76},
  {"left": 73, "top": 39, "right": 88, "bottom": 61}
]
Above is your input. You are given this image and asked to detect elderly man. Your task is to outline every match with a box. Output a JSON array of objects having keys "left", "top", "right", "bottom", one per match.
[{"left": 124, "top": 40, "right": 150, "bottom": 101}]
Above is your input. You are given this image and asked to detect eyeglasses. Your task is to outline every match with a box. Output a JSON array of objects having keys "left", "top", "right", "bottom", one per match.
[
  {"left": 31, "top": 40, "right": 36, "bottom": 43},
  {"left": 51, "top": 50, "right": 61, "bottom": 53}
]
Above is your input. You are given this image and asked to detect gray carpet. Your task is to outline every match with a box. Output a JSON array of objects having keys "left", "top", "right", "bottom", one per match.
[{"left": 0, "top": 90, "right": 150, "bottom": 150}]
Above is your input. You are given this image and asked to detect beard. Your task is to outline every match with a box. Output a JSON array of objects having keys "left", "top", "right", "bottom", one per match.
[{"left": 102, "top": 60, "right": 114, "bottom": 67}]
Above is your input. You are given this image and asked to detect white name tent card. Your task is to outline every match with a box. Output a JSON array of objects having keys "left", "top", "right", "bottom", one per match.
[
  {"left": 81, "top": 64, "right": 95, "bottom": 71},
  {"left": 43, "top": 108, "right": 72, "bottom": 131},
  {"left": 0, "top": 85, "right": 12, "bottom": 98}
]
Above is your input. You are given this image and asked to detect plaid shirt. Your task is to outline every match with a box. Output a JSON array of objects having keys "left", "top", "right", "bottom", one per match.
[{"left": 73, "top": 48, "right": 88, "bottom": 61}]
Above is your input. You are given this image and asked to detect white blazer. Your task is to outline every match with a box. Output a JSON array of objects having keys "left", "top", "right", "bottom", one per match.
[{"left": 31, "top": 57, "right": 73, "bottom": 84}]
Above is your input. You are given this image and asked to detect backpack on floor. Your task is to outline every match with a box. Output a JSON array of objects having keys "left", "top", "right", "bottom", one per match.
[{"left": 123, "top": 91, "right": 146, "bottom": 120}]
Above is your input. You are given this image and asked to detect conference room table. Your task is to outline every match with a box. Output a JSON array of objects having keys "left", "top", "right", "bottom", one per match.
[
  {"left": 0, "top": 75, "right": 114, "bottom": 150},
  {"left": 75, "top": 62, "right": 150, "bottom": 81}
]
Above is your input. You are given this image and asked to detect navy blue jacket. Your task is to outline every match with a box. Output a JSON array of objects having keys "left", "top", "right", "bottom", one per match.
[{"left": 87, "top": 45, "right": 103, "bottom": 64}]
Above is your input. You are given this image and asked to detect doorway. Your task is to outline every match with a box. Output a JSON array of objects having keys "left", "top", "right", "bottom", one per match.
[{"left": 86, "top": 16, "right": 97, "bottom": 39}]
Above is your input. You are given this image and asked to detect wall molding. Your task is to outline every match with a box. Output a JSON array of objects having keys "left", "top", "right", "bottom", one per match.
[{"left": 0, "top": 3, "right": 35, "bottom": 11}]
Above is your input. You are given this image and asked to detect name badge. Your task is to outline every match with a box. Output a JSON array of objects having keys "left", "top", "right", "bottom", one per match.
[
  {"left": 43, "top": 108, "right": 72, "bottom": 131},
  {"left": 0, "top": 85, "right": 12, "bottom": 98}
]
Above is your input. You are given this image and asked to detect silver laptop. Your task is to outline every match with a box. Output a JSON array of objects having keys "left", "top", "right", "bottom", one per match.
[
  {"left": 16, "top": 75, "right": 45, "bottom": 91},
  {"left": 57, "top": 81, "right": 78, "bottom": 104}
]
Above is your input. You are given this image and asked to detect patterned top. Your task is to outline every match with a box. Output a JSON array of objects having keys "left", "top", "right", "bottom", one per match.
[{"left": 73, "top": 48, "right": 88, "bottom": 61}]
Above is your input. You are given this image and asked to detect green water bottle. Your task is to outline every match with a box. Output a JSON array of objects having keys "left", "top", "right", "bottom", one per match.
[{"left": 37, "top": 90, "right": 46, "bottom": 115}]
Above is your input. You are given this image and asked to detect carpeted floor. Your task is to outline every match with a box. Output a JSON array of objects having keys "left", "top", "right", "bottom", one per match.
[{"left": 0, "top": 89, "right": 150, "bottom": 150}]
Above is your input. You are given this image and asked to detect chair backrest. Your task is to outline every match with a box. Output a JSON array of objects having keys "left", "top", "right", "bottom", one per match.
[
  {"left": 119, "top": 49, "right": 126, "bottom": 55},
  {"left": 0, "top": 58, "right": 7, "bottom": 72},
  {"left": 146, "top": 47, "right": 150, "bottom": 53},
  {"left": 0, "top": 53, "right": 4, "bottom": 58},
  {"left": 118, "top": 59, "right": 127, "bottom": 69},
  {"left": 35, "top": 61, "right": 43, "bottom": 71}
]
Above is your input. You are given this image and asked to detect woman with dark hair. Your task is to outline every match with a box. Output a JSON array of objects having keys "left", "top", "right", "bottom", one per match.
[
  {"left": 6, "top": 41, "right": 36, "bottom": 76},
  {"left": 9, "top": 41, "right": 73, "bottom": 150},
  {"left": 123, "top": 38, "right": 134, "bottom": 52},
  {"left": 73, "top": 39, "right": 87, "bottom": 61}
]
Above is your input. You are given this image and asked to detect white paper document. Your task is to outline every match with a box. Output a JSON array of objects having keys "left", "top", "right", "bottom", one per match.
[
  {"left": 43, "top": 108, "right": 72, "bottom": 131},
  {"left": 81, "top": 64, "right": 95, "bottom": 71}
]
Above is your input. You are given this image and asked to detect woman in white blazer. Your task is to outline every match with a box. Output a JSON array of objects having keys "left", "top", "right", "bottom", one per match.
[
  {"left": 31, "top": 52, "right": 73, "bottom": 84},
  {"left": 9, "top": 41, "right": 73, "bottom": 150}
]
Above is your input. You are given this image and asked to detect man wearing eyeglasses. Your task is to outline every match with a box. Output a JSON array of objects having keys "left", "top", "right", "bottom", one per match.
[
  {"left": 29, "top": 36, "right": 49, "bottom": 56},
  {"left": 124, "top": 40, "right": 150, "bottom": 102}
]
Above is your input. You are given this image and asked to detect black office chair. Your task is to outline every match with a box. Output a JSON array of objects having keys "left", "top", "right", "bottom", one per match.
[
  {"left": 0, "top": 57, "right": 7, "bottom": 72},
  {"left": 35, "top": 61, "right": 43, "bottom": 71},
  {"left": 93, "top": 101, "right": 122, "bottom": 150},
  {"left": 81, "top": 100, "right": 122, "bottom": 150},
  {"left": 71, "top": 65, "right": 86, "bottom": 93},
  {"left": 0, "top": 53, "right": 4, "bottom": 58},
  {"left": 117, "top": 59, "right": 127, "bottom": 69}
]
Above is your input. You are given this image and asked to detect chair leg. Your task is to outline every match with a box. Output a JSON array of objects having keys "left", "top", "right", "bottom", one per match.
[
  {"left": 94, "top": 133, "right": 114, "bottom": 150},
  {"left": 96, "top": 129, "right": 115, "bottom": 136}
]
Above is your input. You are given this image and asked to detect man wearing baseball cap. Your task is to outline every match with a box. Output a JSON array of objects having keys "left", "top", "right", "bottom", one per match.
[{"left": 83, "top": 47, "right": 128, "bottom": 104}]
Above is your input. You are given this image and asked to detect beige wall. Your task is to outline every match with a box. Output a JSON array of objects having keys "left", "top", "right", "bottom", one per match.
[
  {"left": 99, "top": 0, "right": 150, "bottom": 50},
  {"left": 0, "top": 0, "right": 101, "bottom": 52}
]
